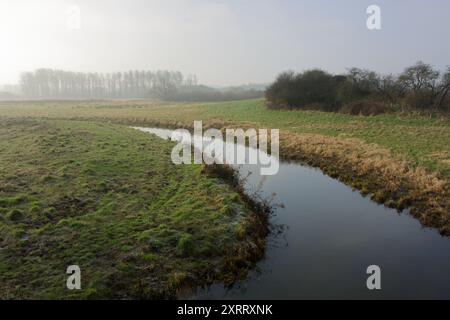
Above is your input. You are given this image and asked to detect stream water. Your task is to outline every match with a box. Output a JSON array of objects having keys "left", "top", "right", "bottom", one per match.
[{"left": 135, "top": 127, "right": 450, "bottom": 299}]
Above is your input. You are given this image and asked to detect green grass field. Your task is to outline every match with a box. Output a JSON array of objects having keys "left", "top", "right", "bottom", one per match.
[{"left": 0, "top": 118, "right": 261, "bottom": 299}]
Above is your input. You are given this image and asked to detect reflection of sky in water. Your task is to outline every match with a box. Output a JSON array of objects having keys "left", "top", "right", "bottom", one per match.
[
  {"left": 135, "top": 127, "right": 450, "bottom": 299},
  {"left": 133, "top": 127, "right": 279, "bottom": 175}
]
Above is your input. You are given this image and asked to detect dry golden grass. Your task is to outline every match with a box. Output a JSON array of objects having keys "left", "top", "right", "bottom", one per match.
[{"left": 278, "top": 132, "right": 450, "bottom": 235}]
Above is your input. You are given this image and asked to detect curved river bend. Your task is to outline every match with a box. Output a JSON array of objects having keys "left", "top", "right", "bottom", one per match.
[{"left": 135, "top": 127, "right": 450, "bottom": 299}]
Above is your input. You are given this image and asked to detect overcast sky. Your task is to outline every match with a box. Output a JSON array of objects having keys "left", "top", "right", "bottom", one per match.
[{"left": 1, "top": 0, "right": 449, "bottom": 86}]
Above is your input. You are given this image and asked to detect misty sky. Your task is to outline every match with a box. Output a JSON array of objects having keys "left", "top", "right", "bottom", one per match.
[{"left": 1, "top": 0, "right": 449, "bottom": 86}]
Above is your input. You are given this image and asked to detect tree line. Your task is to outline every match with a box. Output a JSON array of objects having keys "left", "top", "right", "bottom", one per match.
[
  {"left": 266, "top": 61, "right": 450, "bottom": 114},
  {"left": 19, "top": 69, "right": 198, "bottom": 99}
]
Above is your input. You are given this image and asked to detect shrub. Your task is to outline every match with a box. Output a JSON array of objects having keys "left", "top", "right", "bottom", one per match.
[
  {"left": 403, "top": 91, "right": 435, "bottom": 110},
  {"left": 266, "top": 69, "right": 343, "bottom": 111},
  {"left": 266, "top": 62, "right": 450, "bottom": 114},
  {"left": 340, "top": 100, "right": 391, "bottom": 116}
]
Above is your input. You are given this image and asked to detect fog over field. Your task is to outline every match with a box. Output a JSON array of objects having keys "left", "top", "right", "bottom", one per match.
[{"left": 1, "top": 0, "right": 450, "bottom": 87}]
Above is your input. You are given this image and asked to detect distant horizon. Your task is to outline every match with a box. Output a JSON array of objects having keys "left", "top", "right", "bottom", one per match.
[
  {"left": 1, "top": 0, "right": 449, "bottom": 87},
  {"left": 1, "top": 60, "right": 448, "bottom": 91}
]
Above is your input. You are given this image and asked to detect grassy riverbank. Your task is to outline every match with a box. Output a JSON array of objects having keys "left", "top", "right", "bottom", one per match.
[
  {"left": 1, "top": 99, "right": 448, "bottom": 234},
  {"left": 0, "top": 118, "right": 267, "bottom": 299}
]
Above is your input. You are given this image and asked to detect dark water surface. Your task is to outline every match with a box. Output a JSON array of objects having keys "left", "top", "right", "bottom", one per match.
[{"left": 135, "top": 127, "right": 450, "bottom": 299}]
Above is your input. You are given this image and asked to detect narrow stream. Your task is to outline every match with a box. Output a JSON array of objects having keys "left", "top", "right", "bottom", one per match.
[{"left": 135, "top": 127, "right": 450, "bottom": 299}]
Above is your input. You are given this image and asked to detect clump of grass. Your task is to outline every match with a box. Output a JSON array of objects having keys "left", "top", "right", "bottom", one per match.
[
  {"left": 177, "top": 234, "right": 195, "bottom": 257},
  {"left": 6, "top": 209, "right": 23, "bottom": 222},
  {"left": 201, "top": 163, "right": 240, "bottom": 187},
  {"left": 0, "top": 195, "right": 27, "bottom": 207},
  {"left": 141, "top": 253, "right": 157, "bottom": 263},
  {"left": 167, "top": 272, "right": 188, "bottom": 292}
]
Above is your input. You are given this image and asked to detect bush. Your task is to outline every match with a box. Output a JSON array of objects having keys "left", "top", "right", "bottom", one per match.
[
  {"left": 266, "top": 62, "right": 450, "bottom": 114},
  {"left": 265, "top": 69, "right": 344, "bottom": 111},
  {"left": 403, "top": 91, "right": 435, "bottom": 110},
  {"left": 340, "top": 100, "right": 391, "bottom": 116}
]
